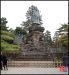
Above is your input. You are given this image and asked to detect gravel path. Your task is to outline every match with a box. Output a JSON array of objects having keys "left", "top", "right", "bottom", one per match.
[{"left": 1, "top": 67, "right": 68, "bottom": 74}]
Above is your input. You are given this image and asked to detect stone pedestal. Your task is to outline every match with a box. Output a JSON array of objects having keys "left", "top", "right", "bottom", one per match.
[
  {"left": 17, "top": 24, "right": 52, "bottom": 60},
  {"left": 29, "top": 25, "right": 44, "bottom": 48}
]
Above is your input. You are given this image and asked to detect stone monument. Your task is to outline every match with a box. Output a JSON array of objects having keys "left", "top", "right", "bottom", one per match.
[{"left": 17, "top": 6, "right": 52, "bottom": 60}]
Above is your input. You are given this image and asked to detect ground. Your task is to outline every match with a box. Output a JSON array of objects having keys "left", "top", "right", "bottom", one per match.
[{"left": 1, "top": 67, "right": 68, "bottom": 74}]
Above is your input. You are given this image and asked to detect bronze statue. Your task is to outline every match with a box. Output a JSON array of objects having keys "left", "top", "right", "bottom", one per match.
[{"left": 26, "top": 5, "right": 42, "bottom": 25}]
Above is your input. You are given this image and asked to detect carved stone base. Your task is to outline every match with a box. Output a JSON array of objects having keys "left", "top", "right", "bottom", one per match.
[{"left": 19, "top": 24, "right": 52, "bottom": 60}]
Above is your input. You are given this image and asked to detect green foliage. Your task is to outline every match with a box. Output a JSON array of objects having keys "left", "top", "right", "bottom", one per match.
[
  {"left": 58, "top": 24, "right": 68, "bottom": 32},
  {"left": 14, "top": 27, "right": 27, "bottom": 35},
  {"left": 1, "top": 31, "right": 20, "bottom": 53},
  {"left": 21, "top": 20, "right": 31, "bottom": 32},
  {"left": 1, "top": 17, "right": 20, "bottom": 54},
  {"left": 53, "top": 23, "right": 68, "bottom": 53},
  {"left": 0, "top": 17, "right": 8, "bottom": 31},
  {"left": 44, "top": 30, "right": 52, "bottom": 45},
  {"left": 1, "top": 30, "right": 15, "bottom": 43},
  {"left": 1, "top": 41, "right": 20, "bottom": 53},
  {"left": 1, "top": 30, "right": 15, "bottom": 38},
  {"left": 1, "top": 35, "right": 14, "bottom": 42},
  {"left": 9, "top": 28, "right": 14, "bottom": 32},
  {"left": 58, "top": 35, "right": 68, "bottom": 46},
  {"left": 58, "top": 24, "right": 68, "bottom": 47}
]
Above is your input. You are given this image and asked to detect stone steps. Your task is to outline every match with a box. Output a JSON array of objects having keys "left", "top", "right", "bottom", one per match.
[
  {"left": 8, "top": 61, "right": 57, "bottom": 67},
  {"left": 15, "top": 53, "right": 53, "bottom": 61}
]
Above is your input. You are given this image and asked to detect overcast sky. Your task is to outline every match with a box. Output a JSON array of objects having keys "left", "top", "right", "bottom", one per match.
[{"left": 1, "top": 1, "right": 68, "bottom": 38}]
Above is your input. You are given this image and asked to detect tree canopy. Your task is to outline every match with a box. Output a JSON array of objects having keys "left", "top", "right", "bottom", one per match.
[
  {"left": 0, "top": 17, "right": 20, "bottom": 54},
  {"left": 53, "top": 23, "right": 68, "bottom": 53},
  {"left": 44, "top": 30, "right": 52, "bottom": 46},
  {"left": 14, "top": 27, "right": 27, "bottom": 35}
]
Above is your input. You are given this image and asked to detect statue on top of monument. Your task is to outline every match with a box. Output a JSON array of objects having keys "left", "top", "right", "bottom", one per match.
[{"left": 26, "top": 5, "right": 42, "bottom": 25}]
